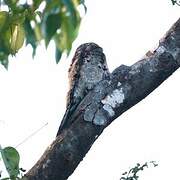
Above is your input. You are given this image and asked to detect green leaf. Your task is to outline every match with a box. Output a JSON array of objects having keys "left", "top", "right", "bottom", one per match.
[
  {"left": 9, "top": 23, "right": 25, "bottom": 54},
  {"left": 2, "top": 23, "right": 25, "bottom": 55},
  {"left": 0, "top": 12, "right": 26, "bottom": 55},
  {"left": 55, "top": 10, "right": 81, "bottom": 54},
  {"left": 42, "top": 13, "right": 61, "bottom": 47},
  {"left": 9, "top": 12, "right": 26, "bottom": 25},
  {"left": 24, "top": 19, "right": 37, "bottom": 57},
  {"left": 3, "top": 27, "right": 12, "bottom": 52},
  {"left": 62, "top": 0, "right": 81, "bottom": 27},
  {"left": 4, "top": 0, "right": 19, "bottom": 10},
  {"left": 0, "top": 147, "right": 20, "bottom": 179},
  {"left": 34, "top": 22, "right": 42, "bottom": 42},
  {"left": 62, "top": 0, "right": 76, "bottom": 24},
  {"left": 44, "top": 0, "right": 61, "bottom": 14},
  {"left": 0, "top": 11, "right": 9, "bottom": 33},
  {"left": 0, "top": 55, "right": 9, "bottom": 69},
  {"left": 55, "top": 46, "right": 62, "bottom": 63}
]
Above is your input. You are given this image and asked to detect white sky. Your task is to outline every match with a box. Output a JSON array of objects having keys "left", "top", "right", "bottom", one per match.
[{"left": 0, "top": 0, "right": 180, "bottom": 179}]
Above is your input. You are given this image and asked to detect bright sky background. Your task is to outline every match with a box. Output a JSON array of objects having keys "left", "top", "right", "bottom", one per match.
[{"left": 0, "top": 0, "right": 180, "bottom": 179}]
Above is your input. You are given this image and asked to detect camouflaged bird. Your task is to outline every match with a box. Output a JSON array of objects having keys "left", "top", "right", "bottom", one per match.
[{"left": 56, "top": 43, "right": 110, "bottom": 136}]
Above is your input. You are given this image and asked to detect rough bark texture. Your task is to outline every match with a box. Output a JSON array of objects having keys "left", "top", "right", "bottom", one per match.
[{"left": 24, "top": 18, "right": 180, "bottom": 180}]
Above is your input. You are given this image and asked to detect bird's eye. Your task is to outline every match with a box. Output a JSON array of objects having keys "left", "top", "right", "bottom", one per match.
[
  {"left": 98, "top": 65, "right": 101, "bottom": 69},
  {"left": 103, "top": 66, "right": 107, "bottom": 70},
  {"left": 85, "top": 57, "right": 90, "bottom": 62}
]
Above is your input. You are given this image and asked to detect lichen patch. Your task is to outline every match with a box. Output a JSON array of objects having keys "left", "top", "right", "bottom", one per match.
[
  {"left": 93, "top": 110, "right": 107, "bottom": 125},
  {"left": 156, "top": 45, "right": 180, "bottom": 62},
  {"left": 156, "top": 46, "right": 166, "bottom": 54},
  {"left": 42, "top": 159, "right": 51, "bottom": 169},
  {"left": 103, "top": 104, "right": 115, "bottom": 117},
  {"left": 101, "top": 88, "right": 125, "bottom": 108},
  {"left": 117, "top": 82, "right": 122, "bottom": 87}
]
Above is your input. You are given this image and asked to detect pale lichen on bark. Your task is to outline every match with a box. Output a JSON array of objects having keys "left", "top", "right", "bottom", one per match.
[
  {"left": 42, "top": 159, "right": 51, "bottom": 169},
  {"left": 103, "top": 104, "right": 115, "bottom": 117},
  {"left": 101, "top": 88, "right": 125, "bottom": 108},
  {"left": 93, "top": 109, "right": 108, "bottom": 125}
]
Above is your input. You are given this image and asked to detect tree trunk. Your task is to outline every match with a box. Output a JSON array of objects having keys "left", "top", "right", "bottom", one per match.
[{"left": 23, "top": 18, "right": 180, "bottom": 180}]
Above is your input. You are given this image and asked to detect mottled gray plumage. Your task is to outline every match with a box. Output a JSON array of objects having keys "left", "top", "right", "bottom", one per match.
[{"left": 57, "top": 43, "right": 110, "bottom": 136}]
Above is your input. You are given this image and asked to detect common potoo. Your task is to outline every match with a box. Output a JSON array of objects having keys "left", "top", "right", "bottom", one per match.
[{"left": 56, "top": 43, "right": 110, "bottom": 136}]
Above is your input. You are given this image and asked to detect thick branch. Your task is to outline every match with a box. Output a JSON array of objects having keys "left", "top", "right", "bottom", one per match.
[{"left": 24, "top": 18, "right": 180, "bottom": 180}]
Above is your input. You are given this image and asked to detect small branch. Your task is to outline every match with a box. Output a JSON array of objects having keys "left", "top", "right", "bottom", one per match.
[
  {"left": 24, "top": 18, "right": 180, "bottom": 180},
  {"left": 171, "top": 0, "right": 180, "bottom": 6},
  {"left": 120, "top": 161, "right": 158, "bottom": 180}
]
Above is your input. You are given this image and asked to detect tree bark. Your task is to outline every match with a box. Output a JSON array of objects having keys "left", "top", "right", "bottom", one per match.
[{"left": 24, "top": 18, "right": 180, "bottom": 180}]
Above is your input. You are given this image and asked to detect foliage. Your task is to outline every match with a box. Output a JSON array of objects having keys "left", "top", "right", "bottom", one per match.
[
  {"left": 0, "top": 0, "right": 86, "bottom": 68},
  {"left": 171, "top": 0, "right": 180, "bottom": 5},
  {"left": 120, "top": 161, "right": 158, "bottom": 180},
  {"left": 0, "top": 145, "right": 25, "bottom": 180}
]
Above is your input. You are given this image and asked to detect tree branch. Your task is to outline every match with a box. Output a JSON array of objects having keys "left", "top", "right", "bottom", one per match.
[{"left": 24, "top": 18, "right": 180, "bottom": 180}]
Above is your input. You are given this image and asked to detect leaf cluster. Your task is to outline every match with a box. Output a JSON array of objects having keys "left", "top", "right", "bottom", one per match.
[
  {"left": 171, "top": 0, "right": 180, "bottom": 5},
  {"left": 0, "top": 146, "right": 25, "bottom": 180},
  {"left": 120, "top": 161, "right": 158, "bottom": 180},
  {"left": 0, "top": 0, "right": 86, "bottom": 69}
]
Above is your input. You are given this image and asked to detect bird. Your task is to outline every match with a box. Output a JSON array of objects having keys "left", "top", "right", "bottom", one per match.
[{"left": 56, "top": 43, "right": 110, "bottom": 136}]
